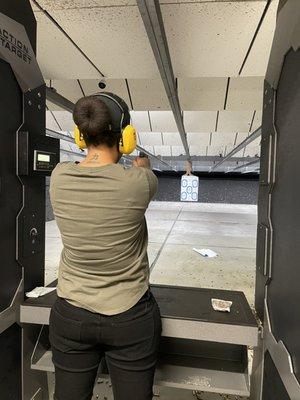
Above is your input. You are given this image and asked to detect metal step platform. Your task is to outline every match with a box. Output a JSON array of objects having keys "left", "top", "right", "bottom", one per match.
[
  {"left": 31, "top": 349, "right": 250, "bottom": 396},
  {"left": 21, "top": 284, "right": 258, "bottom": 397}
]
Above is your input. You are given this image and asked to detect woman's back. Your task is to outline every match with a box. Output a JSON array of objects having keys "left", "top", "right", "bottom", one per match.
[{"left": 50, "top": 161, "right": 157, "bottom": 315}]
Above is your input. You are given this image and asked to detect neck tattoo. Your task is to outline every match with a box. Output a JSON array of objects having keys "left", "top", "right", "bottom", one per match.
[{"left": 90, "top": 154, "right": 100, "bottom": 163}]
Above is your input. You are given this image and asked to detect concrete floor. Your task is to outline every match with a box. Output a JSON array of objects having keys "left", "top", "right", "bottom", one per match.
[
  {"left": 46, "top": 201, "right": 257, "bottom": 306},
  {"left": 45, "top": 201, "right": 257, "bottom": 399}
]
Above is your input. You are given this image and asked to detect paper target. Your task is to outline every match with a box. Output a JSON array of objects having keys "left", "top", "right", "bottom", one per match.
[{"left": 181, "top": 175, "right": 199, "bottom": 202}]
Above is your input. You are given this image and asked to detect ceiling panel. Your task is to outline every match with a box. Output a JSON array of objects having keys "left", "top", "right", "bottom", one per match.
[
  {"left": 224, "top": 145, "right": 234, "bottom": 156},
  {"left": 131, "top": 149, "right": 139, "bottom": 157},
  {"left": 51, "top": 111, "right": 74, "bottom": 131},
  {"left": 178, "top": 77, "right": 227, "bottom": 110},
  {"left": 162, "top": 132, "right": 182, "bottom": 146},
  {"left": 244, "top": 146, "right": 261, "bottom": 157},
  {"left": 130, "top": 111, "right": 151, "bottom": 131},
  {"left": 187, "top": 132, "right": 210, "bottom": 146},
  {"left": 154, "top": 146, "right": 172, "bottom": 157},
  {"left": 171, "top": 146, "right": 185, "bottom": 156},
  {"left": 207, "top": 146, "right": 225, "bottom": 157},
  {"left": 60, "top": 140, "right": 80, "bottom": 154},
  {"left": 234, "top": 149, "right": 245, "bottom": 158},
  {"left": 211, "top": 132, "right": 237, "bottom": 146},
  {"left": 162, "top": 1, "right": 266, "bottom": 77},
  {"left": 236, "top": 132, "right": 249, "bottom": 144},
  {"left": 60, "top": 140, "right": 72, "bottom": 151},
  {"left": 51, "top": 80, "right": 83, "bottom": 103},
  {"left": 217, "top": 111, "right": 253, "bottom": 132},
  {"left": 251, "top": 110, "right": 262, "bottom": 131},
  {"left": 190, "top": 145, "right": 207, "bottom": 156},
  {"left": 136, "top": 132, "right": 141, "bottom": 145},
  {"left": 149, "top": 112, "right": 177, "bottom": 132},
  {"left": 30, "top": 1, "right": 40, "bottom": 11},
  {"left": 141, "top": 145, "right": 155, "bottom": 154},
  {"left": 80, "top": 79, "right": 131, "bottom": 106},
  {"left": 34, "top": 12, "right": 98, "bottom": 79},
  {"left": 46, "top": 110, "right": 60, "bottom": 130},
  {"left": 33, "top": 0, "right": 137, "bottom": 9},
  {"left": 128, "top": 79, "right": 170, "bottom": 110},
  {"left": 60, "top": 153, "right": 70, "bottom": 162},
  {"left": 241, "top": 0, "right": 279, "bottom": 76},
  {"left": 249, "top": 137, "right": 261, "bottom": 147},
  {"left": 47, "top": 6, "right": 158, "bottom": 78},
  {"left": 184, "top": 111, "right": 217, "bottom": 132},
  {"left": 70, "top": 142, "right": 81, "bottom": 153},
  {"left": 139, "top": 132, "right": 163, "bottom": 146},
  {"left": 226, "top": 77, "right": 264, "bottom": 111}
]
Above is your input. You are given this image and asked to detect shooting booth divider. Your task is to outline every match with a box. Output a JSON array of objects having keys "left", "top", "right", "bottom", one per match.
[
  {"left": 0, "top": 1, "right": 59, "bottom": 398},
  {"left": 252, "top": 1, "right": 300, "bottom": 399}
]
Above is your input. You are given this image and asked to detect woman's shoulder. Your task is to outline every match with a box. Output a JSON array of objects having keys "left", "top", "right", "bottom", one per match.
[
  {"left": 51, "top": 161, "right": 73, "bottom": 179},
  {"left": 54, "top": 161, "right": 73, "bottom": 171}
]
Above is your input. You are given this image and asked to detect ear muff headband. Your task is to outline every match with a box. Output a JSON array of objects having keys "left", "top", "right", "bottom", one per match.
[
  {"left": 96, "top": 92, "right": 128, "bottom": 131},
  {"left": 74, "top": 92, "right": 136, "bottom": 154}
]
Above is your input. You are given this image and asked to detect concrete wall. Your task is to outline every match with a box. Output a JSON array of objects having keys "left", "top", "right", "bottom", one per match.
[
  {"left": 154, "top": 175, "right": 259, "bottom": 204},
  {"left": 46, "top": 174, "right": 259, "bottom": 221}
]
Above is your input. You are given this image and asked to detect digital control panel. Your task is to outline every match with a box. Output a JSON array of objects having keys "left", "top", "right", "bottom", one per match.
[{"left": 33, "top": 150, "right": 57, "bottom": 172}]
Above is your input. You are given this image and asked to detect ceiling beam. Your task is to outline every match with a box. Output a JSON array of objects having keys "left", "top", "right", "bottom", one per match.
[
  {"left": 137, "top": 0, "right": 191, "bottom": 163},
  {"left": 46, "top": 128, "right": 75, "bottom": 144},
  {"left": 46, "top": 87, "right": 75, "bottom": 113},
  {"left": 210, "top": 126, "right": 261, "bottom": 172},
  {"left": 231, "top": 158, "right": 260, "bottom": 173},
  {"left": 242, "top": 168, "right": 260, "bottom": 174}
]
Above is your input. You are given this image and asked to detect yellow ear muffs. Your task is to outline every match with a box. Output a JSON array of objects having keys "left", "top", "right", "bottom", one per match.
[
  {"left": 74, "top": 124, "right": 137, "bottom": 154},
  {"left": 119, "top": 125, "right": 137, "bottom": 154},
  {"left": 74, "top": 126, "right": 87, "bottom": 150}
]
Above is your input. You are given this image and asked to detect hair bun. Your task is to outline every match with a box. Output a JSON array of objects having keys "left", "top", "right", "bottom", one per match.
[
  {"left": 73, "top": 96, "right": 118, "bottom": 148},
  {"left": 74, "top": 97, "right": 111, "bottom": 137}
]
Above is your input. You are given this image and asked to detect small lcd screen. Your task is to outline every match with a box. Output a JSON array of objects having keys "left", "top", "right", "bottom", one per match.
[{"left": 37, "top": 153, "right": 50, "bottom": 162}]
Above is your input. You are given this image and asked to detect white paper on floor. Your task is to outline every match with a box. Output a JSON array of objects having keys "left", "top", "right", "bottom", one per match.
[
  {"left": 193, "top": 248, "right": 218, "bottom": 258},
  {"left": 26, "top": 287, "right": 56, "bottom": 298},
  {"left": 211, "top": 298, "right": 233, "bottom": 312}
]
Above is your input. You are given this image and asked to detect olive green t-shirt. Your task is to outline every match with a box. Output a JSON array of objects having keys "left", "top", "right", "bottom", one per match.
[{"left": 49, "top": 162, "right": 158, "bottom": 315}]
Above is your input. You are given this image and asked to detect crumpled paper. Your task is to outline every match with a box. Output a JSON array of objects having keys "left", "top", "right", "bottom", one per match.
[{"left": 211, "top": 298, "right": 233, "bottom": 312}]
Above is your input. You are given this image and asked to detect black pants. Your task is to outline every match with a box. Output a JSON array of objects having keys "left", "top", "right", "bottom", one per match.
[{"left": 49, "top": 290, "right": 162, "bottom": 400}]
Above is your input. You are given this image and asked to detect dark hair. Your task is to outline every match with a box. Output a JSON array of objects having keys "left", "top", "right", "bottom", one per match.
[{"left": 73, "top": 96, "right": 119, "bottom": 147}]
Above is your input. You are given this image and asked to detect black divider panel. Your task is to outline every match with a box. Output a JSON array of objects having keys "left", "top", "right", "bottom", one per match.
[
  {"left": 263, "top": 351, "right": 290, "bottom": 400},
  {"left": 0, "top": 324, "right": 21, "bottom": 400},
  {"left": 17, "top": 86, "right": 47, "bottom": 294},
  {"left": 255, "top": 80, "right": 276, "bottom": 321},
  {"left": 0, "top": 58, "right": 23, "bottom": 312},
  {"left": 267, "top": 48, "right": 300, "bottom": 382},
  {"left": 0, "top": 1, "right": 50, "bottom": 398}
]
